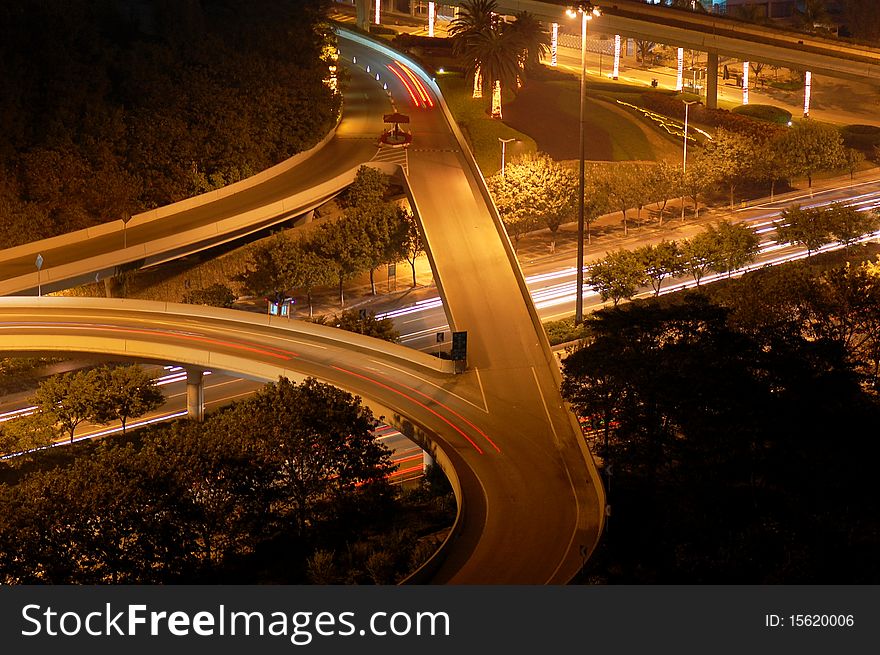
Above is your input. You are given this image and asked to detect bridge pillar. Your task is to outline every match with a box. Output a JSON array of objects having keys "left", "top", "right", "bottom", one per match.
[
  {"left": 355, "top": 0, "right": 369, "bottom": 31},
  {"left": 706, "top": 50, "right": 719, "bottom": 109},
  {"left": 186, "top": 368, "right": 205, "bottom": 422},
  {"left": 423, "top": 450, "right": 435, "bottom": 470}
]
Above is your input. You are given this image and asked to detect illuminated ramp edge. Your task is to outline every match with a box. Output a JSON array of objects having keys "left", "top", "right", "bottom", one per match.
[
  {"left": 0, "top": 297, "right": 481, "bottom": 579},
  {"left": 338, "top": 28, "right": 606, "bottom": 583}
]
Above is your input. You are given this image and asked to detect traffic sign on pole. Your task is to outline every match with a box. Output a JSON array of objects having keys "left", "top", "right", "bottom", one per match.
[
  {"left": 35, "top": 254, "right": 43, "bottom": 297},
  {"left": 451, "top": 331, "right": 467, "bottom": 361}
]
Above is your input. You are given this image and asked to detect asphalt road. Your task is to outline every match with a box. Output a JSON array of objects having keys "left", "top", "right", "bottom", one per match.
[
  {"left": 0, "top": 366, "right": 425, "bottom": 482},
  {"left": 0, "top": 32, "right": 605, "bottom": 584},
  {"left": 384, "top": 178, "right": 880, "bottom": 350},
  {"left": 0, "top": 60, "right": 384, "bottom": 295},
  {"left": 342, "top": 33, "right": 603, "bottom": 583}
]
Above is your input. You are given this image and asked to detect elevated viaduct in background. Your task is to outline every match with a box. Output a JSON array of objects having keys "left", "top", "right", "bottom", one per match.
[{"left": 353, "top": 0, "right": 880, "bottom": 109}]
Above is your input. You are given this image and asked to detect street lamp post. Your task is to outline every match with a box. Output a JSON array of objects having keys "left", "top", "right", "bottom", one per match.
[
  {"left": 498, "top": 137, "right": 516, "bottom": 178},
  {"left": 681, "top": 99, "right": 699, "bottom": 221},
  {"left": 568, "top": 1, "right": 601, "bottom": 326}
]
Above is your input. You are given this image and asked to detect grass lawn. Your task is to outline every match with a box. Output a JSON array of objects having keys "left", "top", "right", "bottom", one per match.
[
  {"left": 435, "top": 73, "right": 537, "bottom": 177},
  {"left": 437, "top": 69, "right": 681, "bottom": 170}
]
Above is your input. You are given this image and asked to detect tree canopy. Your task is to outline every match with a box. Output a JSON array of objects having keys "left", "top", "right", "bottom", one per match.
[
  {"left": 0, "top": 377, "right": 406, "bottom": 584},
  {"left": 0, "top": 0, "right": 339, "bottom": 249},
  {"left": 563, "top": 268, "right": 880, "bottom": 582}
]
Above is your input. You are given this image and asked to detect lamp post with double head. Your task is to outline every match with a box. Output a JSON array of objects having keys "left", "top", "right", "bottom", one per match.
[{"left": 567, "top": 1, "right": 601, "bottom": 326}]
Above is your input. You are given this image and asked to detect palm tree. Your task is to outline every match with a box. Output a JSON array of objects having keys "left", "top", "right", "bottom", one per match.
[
  {"left": 635, "top": 39, "right": 656, "bottom": 67},
  {"left": 796, "top": 0, "right": 832, "bottom": 32},
  {"left": 508, "top": 11, "right": 550, "bottom": 75},
  {"left": 450, "top": 0, "right": 500, "bottom": 98},
  {"left": 464, "top": 26, "right": 521, "bottom": 118}
]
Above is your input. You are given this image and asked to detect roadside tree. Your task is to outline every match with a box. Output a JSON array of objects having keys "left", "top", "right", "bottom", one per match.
[
  {"left": 315, "top": 216, "right": 371, "bottom": 307},
  {"left": 827, "top": 203, "right": 880, "bottom": 251},
  {"left": 680, "top": 231, "right": 720, "bottom": 286},
  {"left": 776, "top": 120, "right": 845, "bottom": 189},
  {"left": 91, "top": 365, "right": 164, "bottom": 434},
  {"left": 400, "top": 208, "right": 425, "bottom": 287},
  {"left": 647, "top": 161, "right": 680, "bottom": 226},
  {"left": 702, "top": 128, "right": 759, "bottom": 208},
  {"left": 31, "top": 370, "right": 99, "bottom": 443},
  {"left": 775, "top": 205, "right": 833, "bottom": 256},
  {"left": 636, "top": 240, "right": 683, "bottom": 296},
  {"left": 680, "top": 156, "right": 716, "bottom": 219},
  {"left": 589, "top": 250, "right": 646, "bottom": 306},
  {"left": 218, "top": 378, "right": 395, "bottom": 535},
  {"left": 707, "top": 221, "right": 761, "bottom": 277}
]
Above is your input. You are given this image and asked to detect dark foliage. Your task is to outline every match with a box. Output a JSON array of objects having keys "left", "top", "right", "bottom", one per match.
[
  {"left": 564, "top": 272, "right": 880, "bottom": 583},
  {"left": 0, "top": 0, "right": 339, "bottom": 248},
  {"left": 0, "top": 377, "right": 405, "bottom": 583}
]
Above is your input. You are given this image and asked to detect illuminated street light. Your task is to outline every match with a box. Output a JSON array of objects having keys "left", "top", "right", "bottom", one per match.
[
  {"left": 568, "top": 1, "right": 601, "bottom": 326},
  {"left": 681, "top": 99, "right": 700, "bottom": 221},
  {"left": 498, "top": 137, "right": 516, "bottom": 178}
]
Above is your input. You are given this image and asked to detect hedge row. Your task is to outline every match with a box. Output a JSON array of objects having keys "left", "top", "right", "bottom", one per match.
[{"left": 640, "top": 93, "right": 787, "bottom": 142}]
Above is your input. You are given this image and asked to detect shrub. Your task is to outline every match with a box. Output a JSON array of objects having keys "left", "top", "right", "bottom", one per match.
[
  {"left": 769, "top": 80, "right": 803, "bottom": 91},
  {"left": 543, "top": 318, "right": 589, "bottom": 346},
  {"left": 731, "top": 104, "right": 792, "bottom": 125},
  {"left": 640, "top": 93, "right": 785, "bottom": 142},
  {"left": 841, "top": 124, "right": 880, "bottom": 151},
  {"left": 369, "top": 25, "right": 397, "bottom": 36},
  {"left": 182, "top": 283, "right": 236, "bottom": 308}
]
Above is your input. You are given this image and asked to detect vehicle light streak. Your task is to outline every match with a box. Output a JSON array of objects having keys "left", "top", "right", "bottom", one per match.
[
  {"left": 397, "top": 62, "right": 434, "bottom": 108},
  {"left": 0, "top": 410, "right": 189, "bottom": 460},
  {"left": 352, "top": 364, "right": 500, "bottom": 453},
  {"left": 331, "top": 364, "right": 487, "bottom": 455},
  {"left": 386, "top": 64, "right": 420, "bottom": 107},
  {"left": 0, "top": 323, "right": 296, "bottom": 360},
  {"left": 0, "top": 369, "right": 210, "bottom": 423}
]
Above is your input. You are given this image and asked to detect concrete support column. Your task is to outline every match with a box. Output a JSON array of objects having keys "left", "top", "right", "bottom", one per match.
[
  {"left": 706, "top": 50, "right": 719, "bottom": 109},
  {"left": 355, "top": 0, "right": 369, "bottom": 31},
  {"left": 186, "top": 368, "right": 205, "bottom": 422},
  {"left": 423, "top": 450, "right": 435, "bottom": 470}
]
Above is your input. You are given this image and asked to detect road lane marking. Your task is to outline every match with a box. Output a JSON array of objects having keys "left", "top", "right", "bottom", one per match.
[
  {"left": 332, "top": 364, "right": 490, "bottom": 455},
  {"left": 369, "top": 359, "right": 490, "bottom": 414},
  {"left": 474, "top": 367, "right": 488, "bottom": 414},
  {"left": 531, "top": 367, "right": 560, "bottom": 447},
  {"left": 2, "top": 322, "right": 296, "bottom": 360}
]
